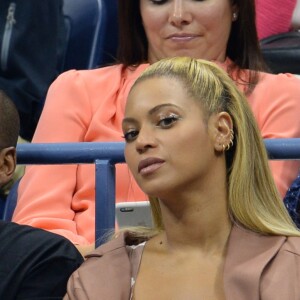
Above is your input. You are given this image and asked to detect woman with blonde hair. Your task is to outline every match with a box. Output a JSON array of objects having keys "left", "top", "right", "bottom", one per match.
[{"left": 64, "top": 57, "right": 300, "bottom": 300}]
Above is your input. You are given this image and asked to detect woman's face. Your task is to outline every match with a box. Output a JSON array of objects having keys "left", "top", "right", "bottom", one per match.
[
  {"left": 123, "top": 77, "right": 220, "bottom": 199},
  {"left": 140, "top": 0, "right": 235, "bottom": 63}
]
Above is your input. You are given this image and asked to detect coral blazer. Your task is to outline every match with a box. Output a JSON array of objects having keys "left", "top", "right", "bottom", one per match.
[
  {"left": 13, "top": 62, "right": 300, "bottom": 244},
  {"left": 64, "top": 225, "right": 300, "bottom": 300}
]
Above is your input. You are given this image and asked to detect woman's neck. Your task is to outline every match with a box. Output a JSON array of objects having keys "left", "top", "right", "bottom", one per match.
[{"left": 157, "top": 189, "right": 232, "bottom": 255}]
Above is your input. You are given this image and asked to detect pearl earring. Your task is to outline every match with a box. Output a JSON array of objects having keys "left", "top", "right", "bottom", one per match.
[{"left": 233, "top": 12, "right": 238, "bottom": 21}]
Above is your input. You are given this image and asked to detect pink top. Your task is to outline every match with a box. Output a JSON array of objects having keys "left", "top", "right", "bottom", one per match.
[
  {"left": 13, "top": 63, "right": 300, "bottom": 245},
  {"left": 255, "top": 0, "right": 296, "bottom": 39},
  {"left": 64, "top": 227, "right": 300, "bottom": 300}
]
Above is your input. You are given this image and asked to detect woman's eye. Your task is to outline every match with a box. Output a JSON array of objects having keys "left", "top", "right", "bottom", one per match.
[
  {"left": 149, "top": 0, "right": 168, "bottom": 5},
  {"left": 157, "top": 115, "right": 181, "bottom": 128},
  {"left": 123, "top": 130, "right": 139, "bottom": 143}
]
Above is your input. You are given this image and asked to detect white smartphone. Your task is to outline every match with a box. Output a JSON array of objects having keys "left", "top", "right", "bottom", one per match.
[{"left": 116, "top": 201, "right": 153, "bottom": 228}]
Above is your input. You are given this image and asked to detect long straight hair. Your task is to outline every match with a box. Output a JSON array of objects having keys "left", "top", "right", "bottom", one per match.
[{"left": 126, "top": 57, "right": 299, "bottom": 238}]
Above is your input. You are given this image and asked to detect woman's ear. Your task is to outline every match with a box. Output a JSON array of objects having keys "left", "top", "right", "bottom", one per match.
[
  {"left": 0, "top": 147, "right": 16, "bottom": 187},
  {"left": 212, "top": 112, "right": 233, "bottom": 152}
]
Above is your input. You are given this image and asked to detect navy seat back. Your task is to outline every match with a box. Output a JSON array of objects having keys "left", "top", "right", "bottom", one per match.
[
  {"left": 61, "top": 0, "right": 118, "bottom": 71},
  {"left": 97, "top": 0, "right": 118, "bottom": 67},
  {"left": 260, "top": 31, "right": 300, "bottom": 74},
  {"left": 0, "top": 195, "right": 6, "bottom": 219},
  {"left": 3, "top": 179, "right": 20, "bottom": 222}
]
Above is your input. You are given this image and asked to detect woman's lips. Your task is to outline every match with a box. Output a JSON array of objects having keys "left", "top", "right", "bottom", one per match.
[
  {"left": 138, "top": 157, "right": 165, "bottom": 176},
  {"left": 166, "top": 33, "right": 200, "bottom": 42}
]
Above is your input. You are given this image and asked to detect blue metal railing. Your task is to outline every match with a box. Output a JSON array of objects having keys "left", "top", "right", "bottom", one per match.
[
  {"left": 14, "top": 138, "right": 300, "bottom": 246},
  {"left": 16, "top": 142, "right": 125, "bottom": 247},
  {"left": 16, "top": 139, "right": 300, "bottom": 164},
  {"left": 264, "top": 139, "right": 300, "bottom": 160},
  {"left": 16, "top": 142, "right": 125, "bottom": 165}
]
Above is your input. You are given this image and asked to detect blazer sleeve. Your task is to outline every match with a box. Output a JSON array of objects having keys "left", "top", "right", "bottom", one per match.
[
  {"left": 63, "top": 270, "right": 89, "bottom": 300},
  {"left": 12, "top": 70, "right": 98, "bottom": 245},
  {"left": 260, "top": 237, "right": 300, "bottom": 299},
  {"left": 249, "top": 73, "right": 300, "bottom": 198},
  {"left": 63, "top": 237, "right": 133, "bottom": 300}
]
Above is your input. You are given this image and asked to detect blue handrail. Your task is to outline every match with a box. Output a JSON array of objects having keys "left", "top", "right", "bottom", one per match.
[
  {"left": 16, "top": 142, "right": 125, "bottom": 165},
  {"left": 16, "top": 139, "right": 300, "bottom": 164},
  {"left": 264, "top": 138, "right": 300, "bottom": 160},
  {"left": 14, "top": 138, "right": 300, "bottom": 246}
]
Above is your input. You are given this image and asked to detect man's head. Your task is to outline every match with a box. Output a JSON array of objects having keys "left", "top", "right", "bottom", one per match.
[{"left": 0, "top": 90, "right": 20, "bottom": 187}]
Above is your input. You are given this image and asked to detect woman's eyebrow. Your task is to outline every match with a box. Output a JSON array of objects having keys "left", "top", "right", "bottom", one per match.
[
  {"left": 148, "top": 103, "right": 180, "bottom": 115},
  {"left": 122, "top": 117, "right": 137, "bottom": 125},
  {"left": 122, "top": 103, "right": 180, "bottom": 125}
]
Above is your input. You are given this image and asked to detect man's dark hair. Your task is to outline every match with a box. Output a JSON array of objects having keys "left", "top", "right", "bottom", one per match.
[{"left": 0, "top": 90, "right": 20, "bottom": 148}]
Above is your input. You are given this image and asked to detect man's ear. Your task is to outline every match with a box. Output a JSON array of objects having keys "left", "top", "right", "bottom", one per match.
[
  {"left": 0, "top": 147, "right": 16, "bottom": 187},
  {"left": 212, "top": 112, "right": 233, "bottom": 152}
]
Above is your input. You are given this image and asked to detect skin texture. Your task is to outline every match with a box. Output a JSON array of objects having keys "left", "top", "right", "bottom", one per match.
[{"left": 140, "top": 0, "right": 237, "bottom": 63}]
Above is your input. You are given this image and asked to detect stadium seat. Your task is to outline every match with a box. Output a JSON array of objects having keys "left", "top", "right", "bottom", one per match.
[
  {"left": 2, "top": 179, "right": 20, "bottom": 222},
  {"left": 260, "top": 31, "right": 300, "bottom": 74},
  {"left": 0, "top": 196, "right": 5, "bottom": 220},
  {"left": 61, "top": 0, "right": 118, "bottom": 71}
]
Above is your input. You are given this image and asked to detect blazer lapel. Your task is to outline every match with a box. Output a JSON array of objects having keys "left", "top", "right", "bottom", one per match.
[
  {"left": 224, "top": 224, "right": 286, "bottom": 300},
  {"left": 84, "top": 232, "right": 146, "bottom": 300},
  {"left": 84, "top": 233, "right": 132, "bottom": 299}
]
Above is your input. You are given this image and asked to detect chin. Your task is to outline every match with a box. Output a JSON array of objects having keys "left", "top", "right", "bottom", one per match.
[
  {"left": 139, "top": 185, "right": 165, "bottom": 199},
  {"left": 143, "top": 187, "right": 174, "bottom": 200},
  {"left": 137, "top": 176, "right": 178, "bottom": 199},
  {"left": 166, "top": 48, "right": 206, "bottom": 59}
]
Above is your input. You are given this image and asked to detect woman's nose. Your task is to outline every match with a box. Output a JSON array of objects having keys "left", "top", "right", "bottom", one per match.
[
  {"left": 135, "top": 128, "right": 157, "bottom": 154},
  {"left": 168, "top": 0, "right": 192, "bottom": 27}
]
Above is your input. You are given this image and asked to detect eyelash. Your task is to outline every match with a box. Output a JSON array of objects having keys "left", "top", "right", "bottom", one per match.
[
  {"left": 156, "top": 114, "right": 181, "bottom": 128},
  {"left": 149, "top": 0, "right": 204, "bottom": 5},
  {"left": 149, "top": 0, "right": 168, "bottom": 5},
  {"left": 122, "top": 114, "right": 181, "bottom": 143},
  {"left": 122, "top": 130, "right": 139, "bottom": 143}
]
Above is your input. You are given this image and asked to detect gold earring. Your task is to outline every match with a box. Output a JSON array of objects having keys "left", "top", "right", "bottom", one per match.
[
  {"left": 229, "top": 129, "right": 234, "bottom": 145},
  {"left": 225, "top": 129, "right": 234, "bottom": 151}
]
